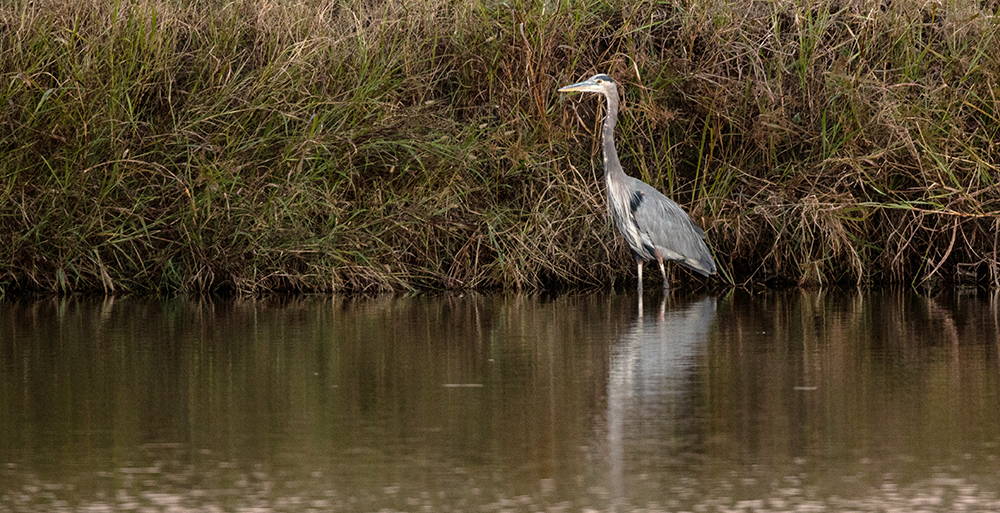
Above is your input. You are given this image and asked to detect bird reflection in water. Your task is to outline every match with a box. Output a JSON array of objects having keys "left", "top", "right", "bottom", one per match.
[{"left": 606, "top": 294, "right": 718, "bottom": 500}]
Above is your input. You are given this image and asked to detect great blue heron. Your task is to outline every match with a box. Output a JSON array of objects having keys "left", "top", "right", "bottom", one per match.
[{"left": 559, "top": 73, "right": 717, "bottom": 292}]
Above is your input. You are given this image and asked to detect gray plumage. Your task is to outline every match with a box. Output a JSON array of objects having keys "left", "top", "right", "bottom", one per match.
[{"left": 559, "top": 73, "right": 716, "bottom": 291}]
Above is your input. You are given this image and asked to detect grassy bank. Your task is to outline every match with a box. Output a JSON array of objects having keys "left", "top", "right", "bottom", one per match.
[{"left": 1, "top": 0, "right": 999, "bottom": 294}]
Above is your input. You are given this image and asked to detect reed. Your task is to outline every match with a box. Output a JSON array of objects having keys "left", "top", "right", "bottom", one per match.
[{"left": 1, "top": 0, "right": 998, "bottom": 294}]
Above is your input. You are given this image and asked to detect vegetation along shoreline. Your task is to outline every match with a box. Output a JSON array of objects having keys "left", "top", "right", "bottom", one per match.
[{"left": 2, "top": 0, "right": 999, "bottom": 295}]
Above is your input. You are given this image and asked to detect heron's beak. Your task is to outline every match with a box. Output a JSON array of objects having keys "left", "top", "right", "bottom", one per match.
[{"left": 558, "top": 79, "right": 599, "bottom": 93}]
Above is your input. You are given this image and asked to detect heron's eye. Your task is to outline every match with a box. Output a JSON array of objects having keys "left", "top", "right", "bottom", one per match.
[{"left": 596, "top": 79, "right": 603, "bottom": 83}]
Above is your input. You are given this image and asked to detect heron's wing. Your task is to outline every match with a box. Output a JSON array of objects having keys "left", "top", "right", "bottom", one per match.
[{"left": 627, "top": 177, "right": 716, "bottom": 276}]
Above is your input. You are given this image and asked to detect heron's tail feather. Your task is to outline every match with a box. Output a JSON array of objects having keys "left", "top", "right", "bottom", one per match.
[{"left": 682, "top": 254, "right": 717, "bottom": 277}]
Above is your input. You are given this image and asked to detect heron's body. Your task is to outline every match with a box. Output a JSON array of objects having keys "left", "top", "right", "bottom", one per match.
[{"left": 559, "top": 73, "right": 716, "bottom": 291}]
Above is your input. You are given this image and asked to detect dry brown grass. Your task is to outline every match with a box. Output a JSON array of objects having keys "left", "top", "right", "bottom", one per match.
[{"left": 1, "top": 0, "right": 999, "bottom": 295}]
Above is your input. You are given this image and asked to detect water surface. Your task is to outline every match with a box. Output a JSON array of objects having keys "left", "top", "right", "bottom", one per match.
[{"left": 2, "top": 290, "right": 999, "bottom": 511}]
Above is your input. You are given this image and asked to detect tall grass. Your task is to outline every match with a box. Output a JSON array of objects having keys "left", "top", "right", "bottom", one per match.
[{"left": 1, "top": 0, "right": 999, "bottom": 294}]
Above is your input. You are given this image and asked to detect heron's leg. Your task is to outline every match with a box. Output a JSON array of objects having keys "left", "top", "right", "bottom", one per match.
[
  {"left": 636, "top": 260, "right": 643, "bottom": 295},
  {"left": 654, "top": 251, "right": 670, "bottom": 291}
]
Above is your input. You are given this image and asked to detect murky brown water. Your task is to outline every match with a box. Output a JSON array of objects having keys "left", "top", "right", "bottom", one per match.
[{"left": 1, "top": 290, "right": 999, "bottom": 512}]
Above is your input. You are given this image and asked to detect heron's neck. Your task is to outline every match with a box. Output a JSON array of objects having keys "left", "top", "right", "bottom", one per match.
[{"left": 601, "top": 89, "right": 625, "bottom": 181}]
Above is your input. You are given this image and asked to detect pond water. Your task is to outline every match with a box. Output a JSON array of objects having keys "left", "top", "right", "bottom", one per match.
[{"left": 1, "top": 290, "right": 999, "bottom": 512}]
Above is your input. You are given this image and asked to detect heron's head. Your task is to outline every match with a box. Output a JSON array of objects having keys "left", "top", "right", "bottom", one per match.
[{"left": 558, "top": 74, "right": 616, "bottom": 96}]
